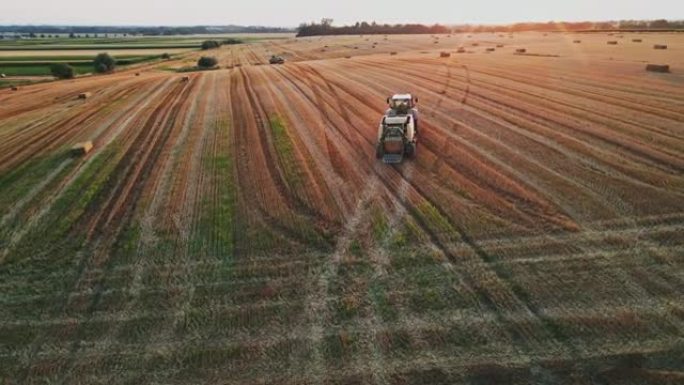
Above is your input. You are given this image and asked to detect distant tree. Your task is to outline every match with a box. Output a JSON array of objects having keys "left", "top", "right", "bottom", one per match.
[
  {"left": 197, "top": 56, "right": 218, "bottom": 68},
  {"left": 39, "top": 34, "right": 45, "bottom": 38},
  {"left": 221, "top": 38, "right": 242, "bottom": 45},
  {"left": 50, "top": 63, "right": 75, "bottom": 79},
  {"left": 650, "top": 19, "right": 670, "bottom": 29},
  {"left": 201, "top": 40, "right": 221, "bottom": 50},
  {"left": 93, "top": 53, "right": 116, "bottom": 73},
  {"left": 29, "top": 32, "right": 36, "bottom": 38}
]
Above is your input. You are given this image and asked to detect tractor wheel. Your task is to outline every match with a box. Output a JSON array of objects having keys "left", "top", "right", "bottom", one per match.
[{"left": 405, "top": 142, "right": 416, "bottom": 158}]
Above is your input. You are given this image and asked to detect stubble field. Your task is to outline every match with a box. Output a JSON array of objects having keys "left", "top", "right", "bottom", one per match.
[{"left": 1, "top": 32, "right": 683, "bottom": 384}]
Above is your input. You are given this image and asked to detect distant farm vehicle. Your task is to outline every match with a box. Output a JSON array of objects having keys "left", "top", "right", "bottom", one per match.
[
  {"left": 376, "top": 94, "right": 419, "bottom": 164},
  {"left": 269, "top": 55, "right": 285, "bottom": 64},
  {"left": 181, "top": 76, "right": 190, "bottom": 82},
  {"left": 78, "top": 92, "right": 91, "bottom": 99}
]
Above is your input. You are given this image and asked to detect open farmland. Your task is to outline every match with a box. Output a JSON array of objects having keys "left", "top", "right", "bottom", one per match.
[{"left": 0, "top": 32, "right": 683, "bottom": 384}]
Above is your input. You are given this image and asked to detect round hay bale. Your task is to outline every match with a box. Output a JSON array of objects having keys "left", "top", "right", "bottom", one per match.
[
  {"left": 440, "top": 51, "right": 451, "bottom": 58},
  {"left": 456, "top": 47, "right": 466, "bottom": 53},
  {"left": 515, "top": 48, "right": 526, "bottom": 54},
  {"left": 632, "top": 39, "right": 642, "bottom": 43},
  {"left": 653, "top": 44, "right": 668, "bottom": 50},
  {"left": 486, "top": 48, "right": 495, "bottom": 52},
  {"left": 390, "top": 51, "right": 398, "bottom": 55},
  {"left": 0, "top": 73, "right": 6, "bottom": 78},
  {"left": 471, "top": 43, "right": 479, "bottom": 47},
  {"left": 573, "top": 40, "right": 581, "bottom": 43},
  {"left": 646, "top": 64, "right": 670, "bottom": 73},
  {"left": 607, "top": 41, "right": 618, "bottom": 45},
  {"left": 496, "top": 44, "right": 504, "bottom": 48},
  {"left": 10, "top": 86, "right": 18, "bottom": 91}
]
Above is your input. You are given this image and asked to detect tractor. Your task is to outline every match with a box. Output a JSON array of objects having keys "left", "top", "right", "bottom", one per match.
[
  {"left": 375, "top": 94, "right": 419, "bottom": 164},
  {"left": 269, "top": 55, "right": 285, "bottom": 64}
]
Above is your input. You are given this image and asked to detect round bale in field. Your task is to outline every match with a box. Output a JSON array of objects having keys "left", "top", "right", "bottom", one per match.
[
  {"left": 0, "top": 73, "right": 6, "bottom": 78},
  {"left": 456, "top": 47, "right": 466, "bottom": 53},
  {"left": 632, "top": 39, "right": 642, "bottom": 43},
  {"left": 440, "top": 51, "right": 451, "bottom": 58},
  {"left": 607, "top": 41, "right": 618, "bottom": 45},
  {"left": 573, "top": 40, "right": 581, "bottom": 43},
  {"left": 515, "top": 48, "right": 527, "bottom": 53},
  {"left": 653, "top": 44, "right": 668, "bottom": 50},
  {"left": 486, "top": 48, "right": 495, "bottom": 52},
  {"left": 10, "top": 86, "right": 18, "bottom": 91},
  {"left": 390, "top": 51, "right": 398, "bottom": 55},
  {"left": 646, "top": 64, "right": 670, "bottom": 73},
  {"left": 496, "top": 44, "right": 504, "bottom": 48}
]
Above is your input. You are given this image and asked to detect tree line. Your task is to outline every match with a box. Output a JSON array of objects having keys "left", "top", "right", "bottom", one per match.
[
  {"left": 296, "top": 19, "right": 684, "bottom": 37},
  {"left": 296, "top": 19, "right": 450, "bottom": 37}
]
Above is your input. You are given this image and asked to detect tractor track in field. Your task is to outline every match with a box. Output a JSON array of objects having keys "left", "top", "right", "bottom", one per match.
[
  {"left": 271, "top": 63, "right": 576, "bottom": 352},
  {"left": 296, "top": 62, "right": 581, "bottom": 229},
  {"left": 402, "top": 59, "right": 684, "bottom": 157},
  {"left": 353, "top": 58, "right": 684, "bottom": 176},
  {"left": 345, "top": 58, "right": 684, "bottom": 209}
]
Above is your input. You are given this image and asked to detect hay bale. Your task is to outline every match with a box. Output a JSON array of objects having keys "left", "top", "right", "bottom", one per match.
[
  {"left": 653, "top": 44, "right": 668, "bottom": 50},
  {"left": 440, "top": 51, "right": 451, "bottom": 58},
  {"left": 0, "top": 73, "right": 5, "bottom": 78},
  {"left": 632, "top": 39, "right": 642, "bottom": 43},
  {"left": 515, "top": 48, "right": 526, "bottom": 53},
  {"left": 10, "top": 86, "right": 18, "bottom": 91},
  {"left": 573, "top": 40, "right": 581, "bottom": 43},
  {"left": 471, "top": 43, "right": 479, "bottom": 46},
  {"left": 496, "top": 44, "right": 504, "bottom": 48},
  {"left": 486, "top": 48, "right": 495, "bottom": 52},
  {"left": 135, "top": 72, "right": 140, "bottom": 76},
  {"left": 345, "top": 56, "right": 352, "bottom": 59},
  {"left": 390, "top": 51, "right": 398, "bottom": 55},
  {"left": 607, "top": 41, "right": 618, "bottom": 45},
  {"left": 646, "top": 64, "right": 670, "bottom": 73},
  {"left": 78, "top": 92, "right": 92, "bottom": 99},
  {"left": 456, "top": 47, "right": 466, "bottom": 53},
  {"left": 181, "top": 76, "right": 190, "bottom": 82},
  {"left": 71, "top": 141, "right": 93, "bottom": 157}
]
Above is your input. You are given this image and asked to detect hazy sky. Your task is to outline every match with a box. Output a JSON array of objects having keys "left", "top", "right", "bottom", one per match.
[{"left": 2, "top": 1, "right": 682, "bottom": 26}]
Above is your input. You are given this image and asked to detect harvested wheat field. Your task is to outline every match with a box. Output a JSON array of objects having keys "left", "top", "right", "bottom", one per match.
[{"left": 1, "top": 32, "right": 683, "bottom": 384}]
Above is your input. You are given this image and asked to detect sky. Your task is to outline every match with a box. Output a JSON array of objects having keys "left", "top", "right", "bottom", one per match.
[{"left": 2, "top": 1, "right": 682, "bottom": 27}]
